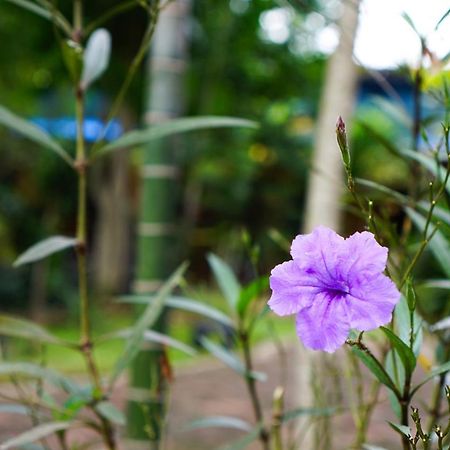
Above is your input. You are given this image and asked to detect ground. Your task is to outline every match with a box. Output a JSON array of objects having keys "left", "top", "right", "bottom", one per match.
[{"left": 0, "top": 340, "right": 435, "bottom": 449}]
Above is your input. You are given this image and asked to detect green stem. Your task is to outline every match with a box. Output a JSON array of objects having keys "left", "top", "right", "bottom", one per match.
[
  {"left": 90, "top": 3, "right": 160, "bottom": 157},
  {"left": 84, "top": 0, "right": 141, "bottom": 35},
  {"left": 399, "top": 226, "right": 439, "bottom": 289},
  {"left": 72, "top": 3, "right": 116, "bottom": 448},
  {"left": 240, "top": 330, "right": 270, "bottom": 450}
]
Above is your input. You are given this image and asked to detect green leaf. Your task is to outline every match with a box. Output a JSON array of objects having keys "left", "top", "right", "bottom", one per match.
[
  {"left": 236, "top": 276, "right": 269, "bottom": 318},
  {"left": 394, "top": 295, "right": 422, "bottom": 356},
  {"left": 371, "top": 97, "right": 412, "bottom": 129},
  {"left": 217, "top": 424, "right": 263, "bottom": 450},
  {"left": 0, "top": 315, "right": 71, "bottom": 346},
  {"left": 0, "top": 421, "right": 71, "bottom": 449},
  {"left": 356, "top": 178, "right": 450, "bottom": 227},
  {"left": 183, "top": 416, "right": 252, "bottom": 432},
  {"left": 406, "top": 207, "right": 450, "bottom": 277},
  {"left": 388, "top": 421, "right": 411, "bottom": 437},
  {"left": 61, "top": 40, "right": 83, "bottom": 83},
  {"left": 429, "top": 317, "right": 450, "bottom": 332},
  {"left": 281, "top": 407, "right": 337, "bottom": 423},
  {"left": 380, "top": 327, "right": 416, "bottom": 377},
  {"left": 81, "top": 29, "right": 111, "bottom": 89},
  {"left": 14, "top": 236, "right": 78, "bottom": 267},
  {"left": 3, "top": 0, "right": 51, "bottom": 19},
  {"left": 110, "top": 262, "right": 188, "bottom": 385},
  {"left": 200, "top": 337, "right": 266, "bottom": 382},
  {"left": 411, "top": 360, "right": 450, "bottom": 396},
  {"left": 0, "top": 362, "right": 80, "bottom": 395},
  {"left": 401, "top": 150, "right": 450, "bottom": 195},
  {"left": 350, "top": 346, "right": 398, "bottom": 395},
  {"left": 118, "top": 295, "right": 234, "bottom": 328},
  {"left": 356, "top": 178, "right": 407, "bottom": 203},
  {"left": 207, "top": 253, "right": 241, "bottom": 311},
  {"left": 420, "top": 279, "right": 450, "bottom": 290},
  {"left": 94, "top": 116, "right": 258, "bottom": 157},
  {"left": 95, "top": 401, "right": 125, "bottom": 426},
  {"left": 98, "top": 327, "right": 196, "bottom": 356},
  {"left": 0, "top": 105, "right": 73, "bottom": 166}
]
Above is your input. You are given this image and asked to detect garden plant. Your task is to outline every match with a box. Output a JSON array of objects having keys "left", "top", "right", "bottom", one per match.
[{"left": 0, "top": 1, "right": 449, "bottom": 450}]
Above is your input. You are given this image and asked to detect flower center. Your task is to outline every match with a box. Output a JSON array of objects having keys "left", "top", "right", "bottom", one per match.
[{"left": 325, "top": 287, "right": 348, "bottom": 300}]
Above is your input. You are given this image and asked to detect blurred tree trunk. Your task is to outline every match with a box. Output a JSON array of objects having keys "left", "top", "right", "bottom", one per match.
[
  {"left": 298, "top": 1, "right": 361, "bottom": 449},
  {"left": 125, "top": 1, "right": 190, "bottom": 448},
  {"left": 91, "top": 147, "right": 131, "bottom": 296}
]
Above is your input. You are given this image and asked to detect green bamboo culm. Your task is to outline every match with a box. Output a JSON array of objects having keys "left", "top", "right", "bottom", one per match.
[{"left": 126, "top": 1, "right": 190, "bottom": 448}]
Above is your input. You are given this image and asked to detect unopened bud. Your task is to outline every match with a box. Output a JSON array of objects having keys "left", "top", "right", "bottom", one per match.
[{"left": 336, "top": 116, "right": 351, "bottom": 168}]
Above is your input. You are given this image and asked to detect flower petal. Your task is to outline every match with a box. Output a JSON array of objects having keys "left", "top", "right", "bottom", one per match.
[
  {"left": 345, "top": 273, "right": 400, "bottom": 330},
  {"left": 291, "top": 226, "right": 344, "bottom": 260},
  {"left": 341, "top": 231, "right": 388, "bottom": 278},
  {"left": 268, "top": 260, "right": 320, "bottom": 316},
  {"left": 295, "top": 292, "right": 350, "bottom": 353}
]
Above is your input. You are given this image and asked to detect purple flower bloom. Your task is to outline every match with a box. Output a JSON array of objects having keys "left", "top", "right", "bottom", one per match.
[{"left": 268, "top": 226, "right": 400, "bottom": 353}]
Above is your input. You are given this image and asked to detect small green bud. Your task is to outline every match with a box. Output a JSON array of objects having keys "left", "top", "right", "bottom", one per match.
[
  {"left": 336, "top": 116, "right": 351, "bottom": 168},
  {"left": 406, "top": 279, "right": 417, "bottom": 311}
]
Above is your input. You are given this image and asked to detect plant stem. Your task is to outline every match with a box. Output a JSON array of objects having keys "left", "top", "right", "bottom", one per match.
[
  {"left": 90, "top": 2, "right": 160, "bottom": 157},
  {"left": 240, "top": 330, "right": 270, "bottom": 450},
  {"left": 271, "top": 387, "right": 284, "bottom": 450},
  {"left": 72, "top": 3, "right": 116, "bottom": 448}
]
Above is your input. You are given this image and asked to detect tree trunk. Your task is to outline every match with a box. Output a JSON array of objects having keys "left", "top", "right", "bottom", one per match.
[
  {"left": 92, "top": 147, "right": 131, "bottom": 296},
  {"left": 298, "top": 1, "right": 361, "bottom": 449},
  {"left": 125, "top": 1, "right": 190, "bottom": 448}
]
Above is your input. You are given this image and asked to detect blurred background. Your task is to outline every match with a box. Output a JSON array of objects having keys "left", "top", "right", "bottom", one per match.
[
  {"left": 0, "top": 0, "right": 450, "bottom": 448},
  {"left": 0, "top": 1, "right": 449, "bottom": 447},
  {"left": 2, "top": 0, "right": 448, "bottom": 321}
]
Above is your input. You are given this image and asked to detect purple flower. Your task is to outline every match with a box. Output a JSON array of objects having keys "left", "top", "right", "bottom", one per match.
[{"left": 268, "top": 226, "right": 400, "bottom": 353}]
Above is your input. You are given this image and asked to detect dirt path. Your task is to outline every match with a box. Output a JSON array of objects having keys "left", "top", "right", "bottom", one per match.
[{"left": 0, "top": 341, "right": 429, "bottom": 449}]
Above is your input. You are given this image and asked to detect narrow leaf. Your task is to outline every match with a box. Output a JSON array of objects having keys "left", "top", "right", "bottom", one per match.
[
  {"left": 281, "top": 406, "right": 337, "bottom": 422},
  {"left": 118, "top": 295, "right": 234, "bottom": 328},
  {"left": 350, "top": 346, "right": 398, "bottom": 395},
  {"left": 95, "top": 401, "right": 125, "bottom": 426},
  {"left": 0, "top": 105, "right": 72, "bottom": 165},
  {"left": 394, "top": 295, "right": 422, "bottom": 356},
  {"left": 217, "top": 424, "right": 262, "bottom": 450},
  {"left": 388, "top": 421, "right": 411, "bottom": 437},
  {"left": 429, "top": 317, "right": 450, "bottom": 332},
  {"left": 380, "top": 327, "right": 416, "bottom": 377},
  {"left": 0, "top": 362, "right": 80, "bottom": 395},
  {"left": 207, "top": 253, "right": 241, "bottom": 311},
  {"left": 406, "top": 207, "right": 450, "bottom": 277},
  {"left": 98, "top": 327, "right": 196, "bottom": 356},
  {"left": 110, "top": 262, "right": 188, "bottom": 384},
  {"left": 401, "top": 150, "right": 450, "bottom": 195},
  {"left": 200, "top": 337, "right": 266, "bottom": 381},
  {"left": 3, "top": 0, "right": 50, "bottom": 19},
  {"left": 411, "top": 360, "right": 450, "bottom": 395},
  {"left": 0, "top": 421, "right": 71, "bottom": 449},
  {"left": 81, "top": 29, "right": 111, "bottom": 89},
  {"left": 94, "top": 116, "right": 258, "bottom": 157},
  {"left": 183, "top": 416, "right": 252, "bottom": 432},
  {"left": 14, "top": 236, "right": 78, "bottom": 267},
  {"left": 237, "top": 276, "right": 269, "bottom": 318},
  {"left": 0, "top": 315, "right": 70, "bottom": 346},
  {"left": 420, "top": 279, "right": 450, "bottom": 290}
]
